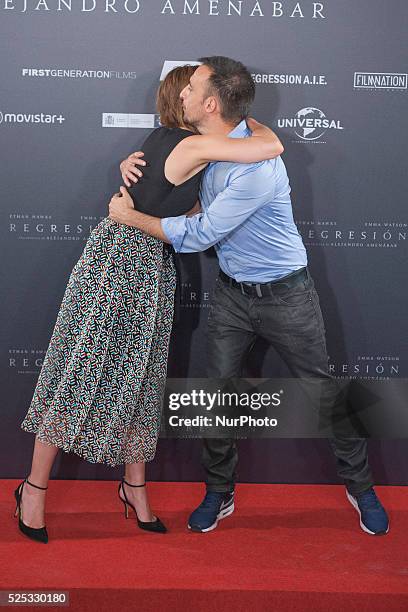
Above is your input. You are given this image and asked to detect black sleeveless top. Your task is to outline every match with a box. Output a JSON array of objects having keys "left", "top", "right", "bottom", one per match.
[{"left": 127, "top": 127, "right": 204, "bottom": 218}]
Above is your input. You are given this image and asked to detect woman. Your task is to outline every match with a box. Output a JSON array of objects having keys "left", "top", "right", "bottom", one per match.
[{"left": 15, "top": 65, "right": 283, "bottom": 543}]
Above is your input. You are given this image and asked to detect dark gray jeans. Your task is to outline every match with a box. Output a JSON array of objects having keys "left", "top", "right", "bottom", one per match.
[{"left": 203, "top": 267, "right": 374, "bottom": 496}]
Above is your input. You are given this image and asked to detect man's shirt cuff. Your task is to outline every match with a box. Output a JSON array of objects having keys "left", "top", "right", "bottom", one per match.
[{"left": 161, "top": 216, "right": 187, "bottom": 252}]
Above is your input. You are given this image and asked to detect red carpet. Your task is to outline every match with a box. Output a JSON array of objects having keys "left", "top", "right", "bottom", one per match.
[{"left": 1, "top": 481, "right": 407, "bottom": 611}]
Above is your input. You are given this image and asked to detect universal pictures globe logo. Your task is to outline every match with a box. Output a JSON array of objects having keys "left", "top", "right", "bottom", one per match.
[
  {"left": 295, "top": 107, "right": 327, "bottom": 140},
  {"left": 277, "top": 107, "right": 344, "bottom": 142}
]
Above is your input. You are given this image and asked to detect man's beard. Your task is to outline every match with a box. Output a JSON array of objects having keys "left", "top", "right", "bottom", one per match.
[{"left": 183, "top": 108, "right": 199, "bottom": 128}]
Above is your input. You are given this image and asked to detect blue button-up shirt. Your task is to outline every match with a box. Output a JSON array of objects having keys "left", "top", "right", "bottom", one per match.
[{"left": 161, "top": 119, "right": 307, "bottom": 282}]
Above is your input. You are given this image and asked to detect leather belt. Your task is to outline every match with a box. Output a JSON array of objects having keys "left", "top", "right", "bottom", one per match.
[{"left": 219, "top": 267, "right": 309, "bottom": 298}]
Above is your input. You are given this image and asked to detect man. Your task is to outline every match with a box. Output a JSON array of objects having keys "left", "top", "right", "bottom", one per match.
[{"left": 109, "top": 56, "right": 389, "bottom": 536}]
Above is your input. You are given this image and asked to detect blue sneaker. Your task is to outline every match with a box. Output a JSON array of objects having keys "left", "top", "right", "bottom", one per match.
[
  {"left": 188, "top": 491, "right": 235, "bottom": 532},
  {"left": 346, "top": 487, "right": 389, "bottom": 535}
]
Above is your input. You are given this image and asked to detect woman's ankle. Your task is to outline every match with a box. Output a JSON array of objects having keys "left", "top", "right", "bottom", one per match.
[{"left": 25, "top": 476, "right": 48, "bottom": 492}]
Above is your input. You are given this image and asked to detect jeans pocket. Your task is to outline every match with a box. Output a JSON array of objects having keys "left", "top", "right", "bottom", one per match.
[{"left": 275, "top": 286, "right": 312, "bottom": 307}]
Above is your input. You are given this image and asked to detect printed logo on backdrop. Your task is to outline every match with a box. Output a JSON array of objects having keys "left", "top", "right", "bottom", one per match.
[
  {"left": 276, "top": 107, "right": 344, "bottom": 144},
  {"left": 180, "top": 283, "right": 211, "bottom": 309},
  {"left": 21, "top": 67, "right": 137, "bottom": 80},
  {"left": 102, "top": 113, "right": 161, "bottom": 129},
  {"left": 295, "top": 220, "right": 407, "bottom": 249},
  {"left": 354, "top": 72, "right": 407, "bottom": 92},
  {"left": 2, "top": 1, "right": 327, "bottom": 19},
  {"left": 160, "top": 1, "right": 326, "bottom": 18},
  {"left": 252, "top": 73, "right": 327, "bottom": 86},
  {"left": 329, "top": 355, "right": 401, "bottom": 380},
  {"left": 0, "top": 110, "right": 65, "bottom": 126},
  {"left": 9, "top": 349, "right": 46, "bottom": 375},
  {"left": 8, "top": 213, "right": 105, "bottom": 241}
]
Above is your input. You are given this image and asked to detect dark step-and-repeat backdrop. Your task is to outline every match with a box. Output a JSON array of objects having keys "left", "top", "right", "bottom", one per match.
[{"left": 1, "top": 1, "right": 407, "bottom": 484}]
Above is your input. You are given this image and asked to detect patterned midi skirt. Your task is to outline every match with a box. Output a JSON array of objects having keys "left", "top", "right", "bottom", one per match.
[{"left": 20, "top": 217, "right": 176, "bottom": 467}]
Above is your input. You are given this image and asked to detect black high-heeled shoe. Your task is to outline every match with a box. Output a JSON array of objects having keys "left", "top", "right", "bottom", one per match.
[
  {"left": 118, "top": 478, "right": 167, "bottom": 533},
  {"left": 14, "top": 477, "right": 48, "bottom": 544}
]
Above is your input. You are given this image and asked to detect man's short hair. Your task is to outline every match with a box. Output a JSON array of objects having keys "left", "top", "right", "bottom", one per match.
[{"left": 197, "top": 56, "right": 255, "bottom": 124}]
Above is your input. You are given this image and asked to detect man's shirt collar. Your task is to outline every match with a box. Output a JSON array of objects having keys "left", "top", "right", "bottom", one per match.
[{"left": 228, "top": 119, "right": 249, "bottom": 138}]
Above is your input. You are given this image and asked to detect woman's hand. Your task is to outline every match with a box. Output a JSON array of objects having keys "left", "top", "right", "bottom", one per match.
[
  {"left": 246, "top": 117, "right": 284, "bottom": 155},
  {"left": 120, "top": 151, "right": 147, "bottom": 187},
  {"left": 246, "top": 117, "right": 266, "bottom": 132}
]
